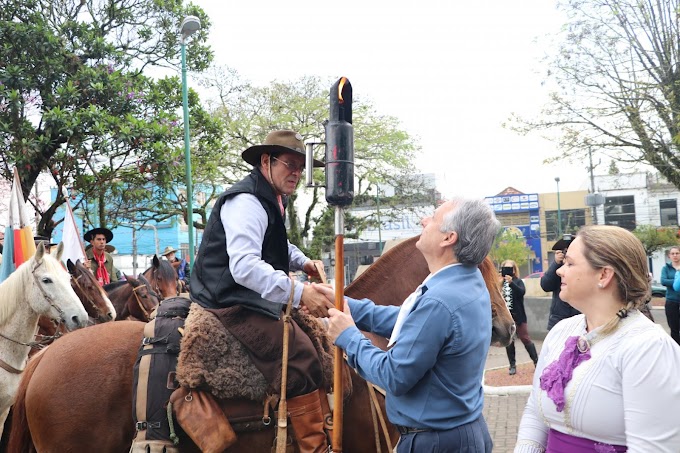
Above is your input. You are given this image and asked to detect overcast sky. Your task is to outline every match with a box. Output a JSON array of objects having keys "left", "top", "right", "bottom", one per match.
[{"left": 194, "top": 0, "right": 594, "bottom": 198}]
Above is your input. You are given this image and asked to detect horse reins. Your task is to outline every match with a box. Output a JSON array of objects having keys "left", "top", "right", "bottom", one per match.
[
  {"left": 72, "top": 274, "right": 105, "bottom": 320},
  {"left": 132, "top": 285, "right": 154, "bottom": 321},
  {"left": 275, "top": 277, "right": 296, "bottom": 453},
  {"left": 0, "top": 260, "right": 68, "bottom": 374}
]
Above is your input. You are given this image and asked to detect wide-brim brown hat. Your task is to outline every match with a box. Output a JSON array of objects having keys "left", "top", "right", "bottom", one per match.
[
  {"left": 241, "top": 130, "right": 324, "bottom": 168},
  {"left": 84, "top": 227, "right": 113, "bottom": 243},
  {"left": 552, "top": 234, "right": 574, "bottom": 251},
  {"left": 85, "top": 243, "right": 116, "bottom": 253},
  {"left": 161, "top": 246, "right": 178, "bottom": 256}
]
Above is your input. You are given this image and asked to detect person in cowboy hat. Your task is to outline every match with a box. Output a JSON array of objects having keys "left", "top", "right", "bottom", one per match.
[
  {"left": 83, "top": 227, "right": 119, "bottom": 286},
  {"left": 161, "top": 245, "right": 190, "bottom": 292},
  {"left": 190, "top": 129, "right": 332, "bottom": 452},
  {"left": 34, "top": 235, "right": 58, "bottom": 254},
  {"left": 540, "top": 233, "right": 580, "bottom": 330}
]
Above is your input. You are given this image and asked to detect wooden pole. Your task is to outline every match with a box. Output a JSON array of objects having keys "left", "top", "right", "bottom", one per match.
[{"left": 332, "top": 207, "right": 345, "bottom": 452}]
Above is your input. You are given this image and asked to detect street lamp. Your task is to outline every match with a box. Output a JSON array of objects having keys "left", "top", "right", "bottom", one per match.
[
  {"left": 180, "top": 15, "right": 200, "bottom": 269},
  {"left": 555, "top": 176, "right": 562, "bottom": 237}
]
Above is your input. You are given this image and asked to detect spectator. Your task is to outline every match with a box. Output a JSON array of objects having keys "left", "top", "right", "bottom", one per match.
[
  {"left": 161, "top": 246, "right": 190, "bottom": 292},
  {"left": 540, "top": 234, "right": 580, "bottom": 330},
  {"left": 663, "top": 246, "right": 680, "bottom": 344},
  {"left": 515, "top": 225, "right": 680, "bottom": 452},
  {"left": 501, "top": 260, "right": 538, "bottom": 375}
]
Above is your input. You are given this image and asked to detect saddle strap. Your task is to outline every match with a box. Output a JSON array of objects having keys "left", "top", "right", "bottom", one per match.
[
  {"left": 367, "top": 382, "right": 393, "bottom": 453},
  {"left": 313, "top": 262, "right": 328, "bottom": 284},
  {"left": 275, "top": 278, "right": 296, "bottom": 453}
]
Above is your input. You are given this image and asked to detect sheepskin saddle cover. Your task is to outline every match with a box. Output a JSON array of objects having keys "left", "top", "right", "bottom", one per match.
[{"left": 176, "top": 303, "right": 349, "bottom": 402}]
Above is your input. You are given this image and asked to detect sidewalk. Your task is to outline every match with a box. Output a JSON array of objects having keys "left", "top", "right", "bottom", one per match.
[{"left": 482, "top": 340, "right": 541, "bottom": 453}]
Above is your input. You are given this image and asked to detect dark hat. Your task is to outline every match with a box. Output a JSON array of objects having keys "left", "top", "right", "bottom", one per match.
[
  {"left": 552, "top": 234, "right": 574, "bottom": 251},
  {"left": 161, "top": 246, "right": 178, "bottom": 256},
  {"left": 34, "top": 235, "right": 57, "bottom": 247},
  {"left": 84, "top": 227, "right": 113, "bottom": 243},
  {"left": 85, "top": 243, "right": 116, "bottom": 253},
  {"left": 241, "top": 130, "right": 324, "bottom": 168}
]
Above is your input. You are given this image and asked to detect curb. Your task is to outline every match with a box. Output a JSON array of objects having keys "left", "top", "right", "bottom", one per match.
[{"left": 483, "top": 364, "right": 532, "bottom": 396}]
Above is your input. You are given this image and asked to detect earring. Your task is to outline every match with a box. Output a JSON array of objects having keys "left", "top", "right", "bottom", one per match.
[{"left": 597, "top": 283, "right": 603, "bottom": 288}]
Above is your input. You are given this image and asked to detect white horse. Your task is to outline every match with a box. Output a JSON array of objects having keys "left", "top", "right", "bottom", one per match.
[{"left": 0, "top": 242, "right": 88, "bottom": 439}]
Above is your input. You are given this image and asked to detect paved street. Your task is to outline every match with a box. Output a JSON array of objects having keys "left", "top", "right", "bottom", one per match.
[
  {"left": 482, "top": 339, "right": 537, "bottom": 453},
  {"left": 483, "top": 393, "right": 528, "bottom": 453}
]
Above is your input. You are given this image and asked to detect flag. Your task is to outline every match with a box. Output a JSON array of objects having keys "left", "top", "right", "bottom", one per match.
[
  {"left": 60, "top": 192, "right": 87, "bottom": 265},
  {"left": 0, "top": 168, "right": 36, "bottom": 283}
]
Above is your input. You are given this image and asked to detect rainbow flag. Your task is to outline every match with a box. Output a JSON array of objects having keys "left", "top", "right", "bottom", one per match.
[{"left": 0, "top": 168, "right": 36, "bottom": 283}]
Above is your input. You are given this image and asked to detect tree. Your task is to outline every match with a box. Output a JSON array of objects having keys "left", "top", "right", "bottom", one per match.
[
  {"left": 489, "top": 228, "right": 534, "bottom": 269},
  {"left": 508, "top": 0, "right": 680, "bottom": 189},
  {"left": 632, "top": 225, "right": 678, "bottom": 258},
  {"left": 0, "top": 0, "right": 220, "bottom": 236},
  {"left": 204, "top": 72, "right": 422, "bottom": 252}
]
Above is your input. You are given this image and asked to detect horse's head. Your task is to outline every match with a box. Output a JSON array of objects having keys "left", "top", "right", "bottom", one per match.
[
  {"left": 24, "top": 243, "right": 88, "bottom": 331},
  {"left": 126, "top": 275, "right": 161, "bottom": 322},
  {"left": 67, "top": 259, "right": 116, "bottom": 322},
  {"left": 142, "top": 255, "right": 179, "bottom": 299},
  {"left": 478, "top": 256, "right": 516, "bottom": 347}
]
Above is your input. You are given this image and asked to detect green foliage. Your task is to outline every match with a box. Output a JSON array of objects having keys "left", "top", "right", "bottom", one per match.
[
  {"left": 0, "top": 0, "right": 217, "bottom": 235},
  {"left": 632, "top": 225, "right": 679, "bottom": 257},
  {"left": 489, "top": 228, "right": 533, "bottom": 268},
  {"left": 205, "top": 71, "right": 422, "bottom": 253}
]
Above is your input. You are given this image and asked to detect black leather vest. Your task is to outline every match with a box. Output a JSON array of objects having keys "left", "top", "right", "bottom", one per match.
[{"left": 190, "top": 169, "right": 290, "bottom": 319}]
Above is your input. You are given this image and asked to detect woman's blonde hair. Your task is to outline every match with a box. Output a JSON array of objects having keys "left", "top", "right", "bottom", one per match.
[
  {"left": 501, "top": 260, "right": 520, "bottom": 278},
  {"left": 577, "top": 225, "right": 650, "bottom": 334}
]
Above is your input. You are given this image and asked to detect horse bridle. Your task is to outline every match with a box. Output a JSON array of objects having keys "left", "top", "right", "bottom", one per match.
[
  {"left": 0, "top": 260, "right": 67, "bottom": 373},
  {"left": 132, "top": 284, "right": 159, "bottom": 322},
  {"left": 72, "top": 273, "right": 105, "bottom": 320}
]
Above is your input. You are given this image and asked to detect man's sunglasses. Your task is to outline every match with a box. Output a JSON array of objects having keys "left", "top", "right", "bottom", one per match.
[{"left": 272, "top": 157, "right": 305, "bottom": 173}]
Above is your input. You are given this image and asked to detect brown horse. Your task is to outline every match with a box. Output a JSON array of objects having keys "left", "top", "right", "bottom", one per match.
[
  {"left": 346, "top": 236, "right": 515, "bottom": 349},
  {"left": 30, "top": 259, "right": 117, "bottom": 354},
  {"left": 105, "top": 276, "right": 160, "bottom": 322},
  {"left": 67, "top": 259, "right": 116, "bottom": 323},
  {"left": 141, "top": 255, "right": 180, "bottom": 299},
  {"left": 7, "top": 236, "right": 514, "bottom": 452}
]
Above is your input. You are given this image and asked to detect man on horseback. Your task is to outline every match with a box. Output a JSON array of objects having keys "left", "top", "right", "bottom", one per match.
[
  {"left": 321, "top": 198, "right": 501, "bottom": 453},
  {"left": 190, "top": 130, "right": 334, "bottom": 453},
  {"left": 83, "top": 227, "right": 119, "bottom": 286}
]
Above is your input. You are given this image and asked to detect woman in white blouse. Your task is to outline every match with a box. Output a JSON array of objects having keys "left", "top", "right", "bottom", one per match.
[{"left": 515, "top": 225, "right": 680, "bottom": 452}]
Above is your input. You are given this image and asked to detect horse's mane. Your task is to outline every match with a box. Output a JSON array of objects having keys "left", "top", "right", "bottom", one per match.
[
  {"left": 143, "top": 258, "right": 176, "bottom": 283},
  {"left": 103, "top": 280, "right": 128, "bottom": 292},
  {"left": 0, "top": 254, "right": 66, "bottom": 325},
  {"left": 346, "top": 236, "right": 426, "bottom": 298}
]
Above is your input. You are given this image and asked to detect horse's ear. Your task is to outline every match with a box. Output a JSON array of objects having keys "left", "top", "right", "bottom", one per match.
[
  {"left": 54, "top": 242, "right": 64, "bottom": 261},
  {"left": 66, "top": 259, "right": 76, "bottom": 274},
  {"left": 153, "top": 255, "right": 160, "bottom": 267},
  {"left": 35, "top": 241, "right": 46, "bottom": 260},
  {"left": 126, "top": 276, "right": 139, "bottom": 286}
]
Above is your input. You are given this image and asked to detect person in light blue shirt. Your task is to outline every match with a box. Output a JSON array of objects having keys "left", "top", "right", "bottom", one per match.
[{"left": 317, "top": 198, "right": 501, "bottom": 453}]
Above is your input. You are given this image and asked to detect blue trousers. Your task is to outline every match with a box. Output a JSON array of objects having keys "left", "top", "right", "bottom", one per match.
[{"left": 396, "top": 416, "right": 493, "bottom": 453}]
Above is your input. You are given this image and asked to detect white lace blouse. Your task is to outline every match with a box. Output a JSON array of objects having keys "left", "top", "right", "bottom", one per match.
[{"left": 515, "top": 311, "right": 680, "bottom": 453}]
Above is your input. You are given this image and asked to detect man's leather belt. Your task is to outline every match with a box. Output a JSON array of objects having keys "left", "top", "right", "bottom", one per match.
[{"left": 396, "top": 425, "right": 433, "bottom": 434}]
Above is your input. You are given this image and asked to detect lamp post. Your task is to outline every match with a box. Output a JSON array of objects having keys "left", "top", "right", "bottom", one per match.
[
  {"left": 555, "top": 176, "right": 562, "bottom": 237},
  {"left": 180, "top": 15, "right": 200, "bottom": 269},
  {"left": 375, "top": 185, "right": 383, "bottom": 254}
]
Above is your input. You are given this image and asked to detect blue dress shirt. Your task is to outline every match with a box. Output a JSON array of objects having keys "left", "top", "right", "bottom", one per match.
[{"left": 335, "top": 264, "right": 492, "bottom": 431}]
